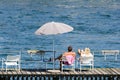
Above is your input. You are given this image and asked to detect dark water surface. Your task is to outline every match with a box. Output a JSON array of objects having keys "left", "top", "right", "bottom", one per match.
[{"left": 0, "top": 0, "right": 120, "bottom": 68}]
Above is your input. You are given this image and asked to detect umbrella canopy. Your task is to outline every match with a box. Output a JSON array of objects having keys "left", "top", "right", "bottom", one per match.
[
  {"left": 35, "top": 21, "right": 73, "bottom": 35},
  {"left": 35, "top": 21, "right": 74, "bottom": 69}
]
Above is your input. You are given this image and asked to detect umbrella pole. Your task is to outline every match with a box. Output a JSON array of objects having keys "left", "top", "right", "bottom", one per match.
[{"left": 53, "top": 40, "right": 55, "bottom": 70}]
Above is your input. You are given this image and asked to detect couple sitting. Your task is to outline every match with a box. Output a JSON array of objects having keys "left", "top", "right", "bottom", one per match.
[{"left": 55, "top": 46, "right": 92, "bottom": 70}]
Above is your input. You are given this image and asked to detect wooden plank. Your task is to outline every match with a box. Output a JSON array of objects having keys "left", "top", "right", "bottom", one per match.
[
  {"left": 82, "top": 69, "right": 90, "bottom": 75},
  {"left": 45, "top": 71, "right": 51, "bottom": 76},
  {"left": 94, "top": 68, "right": 103, "bottom": 75},
  {"left": 82, "top": 68, "right": 94, "bottom": 75},
  {"left": 2, "top": 71, "right": 7, "bottom": 75},
  {"left": 89, "top": 69, "right": 96, "bottom": 75},
  {"left": 12, "top": 71, "right": 17, "bottom": 75},
  {"left": 94, "top": 69, "right": 101, "bottom": 75},
  {"left": 0, "top": 71, "right": 3, "bottom": 75},
  {"left": 111, "top": 68, "right": 120, "bottom": 75},
  {"left": 47, "top": 70, "right": 60, "bottom": 73},
  {"left": 21, "top": 70, "right": 27, "bottom": 75},
  {"left": 98, "top": 68, "right": 107, "bottom": 74},
  {"left": 26, "top": 70, "right": 32, "bottom": 75},
  {"left": 11, "top": 70, "right": 19, "bottom": 79},
  {"left": 35, "top": 71, "right": 41, "bottom": 75},
  {"left": 87, "top": 70, "right": 94, "bottom": 75},
  {"left": 115, "top": 68, "right": 120, "bottom": 74},
  {"left": 69, "top": 71, "right": 75, "bottom": 75},
  {"left": 87, "top": 69, "right": 95, "bottom": 75},
  {"left": 0, "top": 71, "right": 4, "bottom": 75},
  {"left": 31, "top": 70, "right": 36, "bottom": 75},
  {"left": 101, "top": 68, "right": 111, "bottom": 75},
  {"left": 16, "top": 70, "right": 22, "bottom": 75},
  {"left": 73, "top": 71, "right": 79, "bottom": 75},
  {"left": 88, "top": 69, "right": 96, "bottom": 75},
  {"left": 77, "top": 70, "right": 86, "bottom": 75},
  {"left": 106, "top": 68, "right": 117, "bottom": 75},
  {"left": 54, "top": 70, "right": 61, "bottom": 76},
  {"left": 59, "top": 70, "right": 64, "bottom": 75},
  {"left": 41, "top": 71, "right": 47, "bottom": 75},
  {"left": 64, "top": 71, "right": 70, "bottom": 76}
]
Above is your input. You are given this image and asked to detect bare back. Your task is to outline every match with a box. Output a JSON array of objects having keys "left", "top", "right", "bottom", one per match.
[{"left": 63, "top": 52, "right": 76, "bottom": 57}]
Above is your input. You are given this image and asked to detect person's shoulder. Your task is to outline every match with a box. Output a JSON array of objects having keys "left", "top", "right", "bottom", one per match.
[
  {"left": 89, "top": 53, "right": 93, "bottom": 57},
  {"left": 71, "top": 52, "right": 76, "bottom": 55},
  {"left": 63, "top": 52, "right": 68, "bottom": 55},
  {"left": 72, "top": 51, "right": 76, "bottom": 54}
]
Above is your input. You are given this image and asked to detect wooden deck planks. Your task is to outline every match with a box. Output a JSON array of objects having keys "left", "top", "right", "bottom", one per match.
[
  {"left": 115, "top": 68, "right": 120, "bottom": 74},
  {"left": 0, "top": 68, "right": 119, "bottom": 80},
  {"left": 0, "top": 68, "right": 120, "bottom": 76},
  {"left": 35, "top": 71, "right": 41, "bottom": 75},
  {"left": 21, "top": 70, "right": 28, "bottom": 75},
  {"left": 106, "top": 68, "right": 117, "bottom": 75},
  {"left": 92, "top": 68, "right": 103, "bottom": 75},
  {"left": 12, "top": 71, "right": 17, "bottom": 76},
  {"left": 110, "top": 68, "right": 120, "bottom": 75},
  {"left": 100, "top": 68, "right": 111, "bottom": 75}
]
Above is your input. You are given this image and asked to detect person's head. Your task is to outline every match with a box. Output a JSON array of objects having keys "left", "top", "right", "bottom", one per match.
[
  {"left": 68, "top": 46, "right": 72, "bottom": 52},
  {"left": 85, "top": 48, "right": 90, "bottom": 54}
]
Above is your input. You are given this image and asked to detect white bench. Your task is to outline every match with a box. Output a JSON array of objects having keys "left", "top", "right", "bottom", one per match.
[
  {"left": 102, "top": 50, "right": 119, "bottom": 60},
  {"left": 79, "top": 54, "right": 94, "bottom": 72},
  {"left": 2, "top": 55, "right": 21, "bottom": 72}
]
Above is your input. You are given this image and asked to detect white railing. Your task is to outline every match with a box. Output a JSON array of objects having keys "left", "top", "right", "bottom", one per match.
[{"left": 0, "top": 50, "right": 120, "bottom": 70}]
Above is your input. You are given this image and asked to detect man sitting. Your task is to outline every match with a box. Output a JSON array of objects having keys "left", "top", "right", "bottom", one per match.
[{"left": 55, "top": 46, "right": 76, "bottom": 71}]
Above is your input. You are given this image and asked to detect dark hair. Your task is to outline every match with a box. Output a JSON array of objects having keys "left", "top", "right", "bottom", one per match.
[{"left": 68, "top": 46, "right": 72, "bottom": 52}]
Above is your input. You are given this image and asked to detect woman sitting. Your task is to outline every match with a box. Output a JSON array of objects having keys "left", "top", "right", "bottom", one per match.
[{"left": 78, "top": 48, "right": 93, "bottom": 57}]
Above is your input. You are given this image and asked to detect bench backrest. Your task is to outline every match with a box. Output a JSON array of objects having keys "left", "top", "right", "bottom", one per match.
[
  {"left": 7, "top": 55, "right": 20, "bottom": 61},
  {"left": 102, "top": 50, "right": 119, "bottom": 55},
  {"left": 80, "top": 56, "right": 94, "bottom": 64}
]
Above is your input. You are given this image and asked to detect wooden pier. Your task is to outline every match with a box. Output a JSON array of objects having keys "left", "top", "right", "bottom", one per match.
[{"left": 0, "top": 68, "right": 120, "bottom": 80}]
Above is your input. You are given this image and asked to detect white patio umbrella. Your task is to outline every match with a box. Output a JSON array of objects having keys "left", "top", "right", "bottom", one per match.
[{"left": 35, "top": 21, "right": 73, "bottom": 69}]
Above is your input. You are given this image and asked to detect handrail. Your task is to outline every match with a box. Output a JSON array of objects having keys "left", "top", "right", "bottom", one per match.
[{"left": 0, "top": 49, "right": 119, "bottom": 72}]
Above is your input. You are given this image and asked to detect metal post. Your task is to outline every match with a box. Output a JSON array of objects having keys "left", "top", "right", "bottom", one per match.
[{"left": 53, "top": 40, "right": 56, "bottom": 70}]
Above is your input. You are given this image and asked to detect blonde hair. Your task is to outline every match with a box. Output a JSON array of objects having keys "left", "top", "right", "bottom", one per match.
[{"left": 85, "top": 48, "right": 91, "bottom": 54}]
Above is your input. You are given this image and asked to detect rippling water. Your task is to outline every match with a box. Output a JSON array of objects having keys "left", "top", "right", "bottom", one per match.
[{"left": 0, "top": 0, "right": 120, "bottom": 68}]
